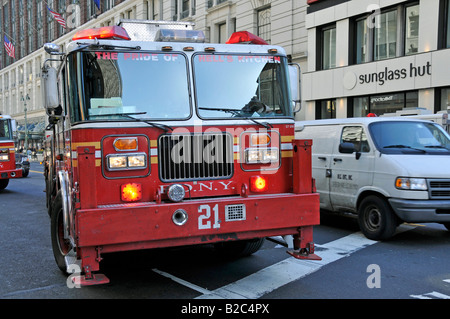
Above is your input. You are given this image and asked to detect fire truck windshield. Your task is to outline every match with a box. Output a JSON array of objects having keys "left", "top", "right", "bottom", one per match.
[
  {"left": 0, "top": 119, "right": 12, "bottom": 141},
  {"left": 67, "top": 51, "right": 191, "bottom": 122},
  {"left": 194, "top": 54, "right": 293, "bottom": 119}
]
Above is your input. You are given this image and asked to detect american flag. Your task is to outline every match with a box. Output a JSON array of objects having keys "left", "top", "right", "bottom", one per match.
[
  {"left": 4, "top": 36, "right": 15, "bottom": 59},
  {"left": 47, "top": 6, "right": 66, "bottom": 29}
]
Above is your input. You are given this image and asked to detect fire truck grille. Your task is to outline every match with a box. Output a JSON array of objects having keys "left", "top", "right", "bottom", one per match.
[
  {"left": 225, "top": 204, "right": 246, "bottom": 221},
  {"left": 158, "top": 133, "right": 234, "bottom": 182},
  {"left": 428, "top": 179, "right": 450, "bottom": 199}
]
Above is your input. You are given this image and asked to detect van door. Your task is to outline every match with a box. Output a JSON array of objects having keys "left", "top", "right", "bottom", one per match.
[
  {"left": 329, "top": 125, "right": 375, "bottom": 212},
  {"left": 305, "top": 125, "right": 338, "bottom": 210}
]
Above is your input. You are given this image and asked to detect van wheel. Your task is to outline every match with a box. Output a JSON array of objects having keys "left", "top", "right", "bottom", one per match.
[{"left": 358, "top": 195, "right": 397, "bottom": 240}]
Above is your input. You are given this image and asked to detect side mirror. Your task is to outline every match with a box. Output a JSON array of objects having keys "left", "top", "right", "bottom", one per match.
[
  {"left": 41, "top": 65, "right": 59, "bottom": 110},
  {"left": 11, "top": 119, "right": 17, "bottom": 132},
  {"left": 44, "top": 43, "right": 62, "bottom": 55},
  {"left": 339, "top": 142, "right": 355, "bottom": 154},
  {"left": 288, "top": 63, "right": 301, "bottom": 113}
]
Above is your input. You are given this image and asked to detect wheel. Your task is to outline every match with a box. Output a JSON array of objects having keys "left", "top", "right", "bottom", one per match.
[
  {"left": 357, "top": 195, "right": 398, "bottom": 240},
  {"left": 22, "top": 168, "right": 29, "bottom": 178},
  {"left": 215, "top": 238, "right": 265, "bottom": 258},
  {"left": 0, "top": 179, "right": 9, "bottom": 191},
  {"left": 50, "top": 193, "right": 74, "bottom": 274}
]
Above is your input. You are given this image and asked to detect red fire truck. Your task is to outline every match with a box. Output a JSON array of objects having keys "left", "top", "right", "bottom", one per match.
[
  {"left": 0, "top": 115, "right": 22, "bottom": 191},
  {"left": 42, "top": 20, "right": 320, "bottom": 286}
]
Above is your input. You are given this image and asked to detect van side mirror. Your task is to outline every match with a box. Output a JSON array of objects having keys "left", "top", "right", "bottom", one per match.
[
  {"left": 288, "top": 63, "right": 301, "bottom": 113},
  {"left": 339, "top": 142, "right": 355, "bottom": 154}
]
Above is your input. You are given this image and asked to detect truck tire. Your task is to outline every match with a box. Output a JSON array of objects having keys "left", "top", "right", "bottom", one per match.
[
  {"left": 0, "top": 179, "right": 8, "bottom": 191},
  {"left": 50, "top": 193, "right": 73, "bottom": 274},
  {"left": 358, "top": 195, "right": 398, "bottom": 240},
  {"left": 215, "top": 238, "right": 265, "bottom": 258}
]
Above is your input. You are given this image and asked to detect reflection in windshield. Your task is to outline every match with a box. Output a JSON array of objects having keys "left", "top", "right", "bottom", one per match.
[
  {"left": 370, "top": 121, "right": 450, "bottom": 153},
  {"left": 194, "top": 54, "right": 292, "bottom": 119},
  {"left": 67, "top": 51, "right": 191, "bottom": 122}
]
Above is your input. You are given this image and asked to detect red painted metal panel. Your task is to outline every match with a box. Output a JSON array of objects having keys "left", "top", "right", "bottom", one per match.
[{"left": 76, "top": 193, "right": 320, "bottom": 249}]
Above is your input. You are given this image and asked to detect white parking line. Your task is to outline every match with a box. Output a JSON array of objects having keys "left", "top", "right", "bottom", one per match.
[
  {"left": 196, "top": 232, "right": 377, "bottom": 299},
  {"left": 410, "top": 291, "right": 450, "bottom": 299}
]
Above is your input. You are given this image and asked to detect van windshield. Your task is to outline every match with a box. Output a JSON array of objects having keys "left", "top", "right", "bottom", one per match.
[{"left": 369, "top": 121, "right": 450, "bottom": 154}]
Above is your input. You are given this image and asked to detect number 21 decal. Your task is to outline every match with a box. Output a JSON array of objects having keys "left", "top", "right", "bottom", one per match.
[{"left": 198, "top": 204, "right": 220, "bottom": 229}]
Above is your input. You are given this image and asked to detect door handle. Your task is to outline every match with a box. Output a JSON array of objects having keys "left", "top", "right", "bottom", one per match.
[
  {"left": 318, "top": 157, "right": 326, "bottom": 161},
  {"left": 333, "top": 158, "right": 342, "bottom": 162}
]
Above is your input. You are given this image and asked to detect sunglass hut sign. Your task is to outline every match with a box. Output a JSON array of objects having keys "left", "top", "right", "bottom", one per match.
[{"left": 343, "top": 61, "right": 431, "bottom": 90}]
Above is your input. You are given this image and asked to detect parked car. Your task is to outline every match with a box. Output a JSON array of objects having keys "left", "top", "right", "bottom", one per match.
[
  {"left": 15, "top": 153, "right": 30, "bottom": 178},
  {"left": 295, "top": 117, "right": 450, "bottom": 240}
]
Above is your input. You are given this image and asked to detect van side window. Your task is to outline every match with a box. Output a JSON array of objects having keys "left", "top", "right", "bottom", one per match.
[{"left": 341, "top": 126, "right": 370, "bottom": 153}]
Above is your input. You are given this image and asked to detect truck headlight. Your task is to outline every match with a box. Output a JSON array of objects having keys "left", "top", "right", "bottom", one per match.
[
  {"left": 395, "top": 177, "right": 427, "bottom": 190},
  {"left": 107, "top": 153, "right": 147, "bottom": 170},
  {"left": 245, "top": 148, "right": 279, "bottom": 164},
  {"left": 108, "top": 155, "right": 127, "bottom": 169},
  {"left": 128, "top": 154, "right": 146, "bottom": 168}
]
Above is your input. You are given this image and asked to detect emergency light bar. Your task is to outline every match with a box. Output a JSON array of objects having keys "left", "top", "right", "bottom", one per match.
[
  {"left": 72, "top": 25, "right": 131, "bottom": 41},
  {"left": 155, "top": 29, "right": 205, "bottom": 43},
  {"left": 226, "top": 31, "right": 268, "bottom": 45}
]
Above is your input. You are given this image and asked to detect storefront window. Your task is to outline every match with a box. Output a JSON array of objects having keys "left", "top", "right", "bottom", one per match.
[
  {"left": 353, "top": 96, "right": 369, "bottom": 117},
  {"left": 405, "top": 5, "right": 419, "bottom": 55},
  {"left": 440, "top": 87, "right": 450, "bottom": 111},
  {"left": 374, "top": 10, "right": 398, "bottom": 61},
  {"left": 317, "top": 99, "right": 336, "bottom": 119},
  {"left": 351, "top": 91, "right": 418, "bottom": 117}
]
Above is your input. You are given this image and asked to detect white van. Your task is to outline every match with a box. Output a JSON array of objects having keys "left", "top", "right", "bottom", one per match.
[{"left": 295, "top": 117, "right": 450, "bottom": 240}]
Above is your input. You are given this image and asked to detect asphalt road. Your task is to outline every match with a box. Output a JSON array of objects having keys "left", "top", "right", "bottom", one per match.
[{"left": 1, "top": 162, "right": 449, "bottom": 311}]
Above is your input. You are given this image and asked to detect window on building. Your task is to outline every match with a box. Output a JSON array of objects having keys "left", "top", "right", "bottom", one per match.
[
  {"left": 257, "top": 6, "right": 271, "bottom": 44},
  {"left": 352, "top": 3, "right": 420, "bottom": 64},
  {"left": 447, "top": 0, "right": 450, "bottom": 47},
  {"left": 436, "top": 87, "right": 450, "bottom": 112},
  {"left": 27, "top": 1, "right": 33, "bottom": 53},
  {"left": 405, "top": 4, "right": 419, "bottom": 55},
  {"left": 351, "top": 91, "right": 418, "bottom": 117},
  {"left": 319, "top": 24, "right": 336, "bottom": 70},
  {"left": 355, "top": 17, "right": 369, "bottom": 63},
  {"left": 440, "top": 0, "right": 450, "bottom": 48},
  {"left": 374, "top": 10, "right": 398, "bottom": 61},
  {"left": 317, "top": 99, "right": 336, "bottom": 119}
]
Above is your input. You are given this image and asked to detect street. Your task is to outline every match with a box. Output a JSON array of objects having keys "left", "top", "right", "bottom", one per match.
[{"left": 1, "top": 162, "right": 450, "bottom": 305}]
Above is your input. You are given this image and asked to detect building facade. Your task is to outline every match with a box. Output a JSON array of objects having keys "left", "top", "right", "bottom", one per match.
[
  {"left": 303, "top": 0, "right": 450, "bottom": 120},
  {"left": 0, "top": 0, "right": 309, "bottom": 150}
]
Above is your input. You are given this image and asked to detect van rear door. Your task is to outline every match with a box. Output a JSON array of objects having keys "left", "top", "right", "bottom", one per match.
[{"left": 329, "top": 125, "right": 375, "bottom": 212}]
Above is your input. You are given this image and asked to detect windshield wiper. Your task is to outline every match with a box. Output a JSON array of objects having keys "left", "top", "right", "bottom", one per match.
[
  {"left": 89, "top": 112, "right": 173, "bottom": 132},
  {"left": 199, "top": 107, "right": 273, "bottom": 129},
  {"left": 383, "top": 144, "right": 426, "bottom": 153}
]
